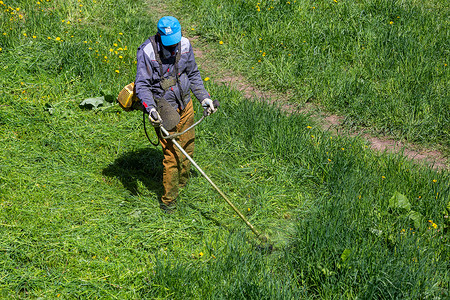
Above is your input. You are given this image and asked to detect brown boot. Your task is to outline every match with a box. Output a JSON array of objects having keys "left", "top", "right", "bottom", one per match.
[{"left": 160, "top": 199, "right": 177, "bottom": 214}]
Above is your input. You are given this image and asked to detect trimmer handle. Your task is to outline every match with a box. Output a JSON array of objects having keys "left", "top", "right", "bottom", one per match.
[
  {"left": 162, "top": 99, "right": 220, "bottom": 140},
  {"left": 203, "top": 99, "right": 220, "bottom": 117}
]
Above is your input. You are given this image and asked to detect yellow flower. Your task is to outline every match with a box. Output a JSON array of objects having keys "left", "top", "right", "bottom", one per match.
[
  {"left": 389, "top": 21, "right": 394, "bottom": 25},
  {"left": 115, "top": 70, "right": 119, "bottom": 73},
  {"left": 23, "top": 33, "right": 27, "bottom": 37},
  {"left": 119, "top": 55, "right": 123, "bottom": 59},
  {"left": 432, "top": 223, "right": 437, "bottom": 229},
  {"left": 47, "top": 36, "right": 51, "bottom": 39},
  {"left": 55, "top": 37, "right": 61, "bottom": 41},
  {"left": 119, "top": 32, "right": 123, "bottom": 35},
  {"left": 0, "top": 47, "right": 2, "bottom": 51},
  {"left": 307, "top": 126, "right": 312, "bottom": 129},
  {"left": 341, "top": 148, "right": 345, "bottom": 151},
  {"left": 382, "top": 176, "right": 386, "bottom": 179},
  {"left": 199, "top": 252, "right": 203, "bottom": 257},
  {"left": 67, "top": 21, "right": 70, "bottom": 24},
  {"left": 113, "top": 43, "right": 118, "bottom": 47},
  {"left": 191, "top": 27, "right": 195, "bottom": 31},
  {"left": 204, "top": 77, "right": 210, "bottom": 81},
  {"left": 432, "top": 179, "right": 437, "bottom": 183},
  {"left": 32, "top": 35, "right": 36, "bottom": 39},
  {"left": 109, "top": 48, "right": 113, "bottom": 52},
  {"left": 219, "top": 41, "right": 223, "bottom": 45},
  {"left": 262, "top": 52, "right": 266, "bottom": 56},
  {"left": 247, "top": 208, "right": 251, "bottom": 211},
  {"left": 328, "top": 159, "right": 332, "bottom": 162}
]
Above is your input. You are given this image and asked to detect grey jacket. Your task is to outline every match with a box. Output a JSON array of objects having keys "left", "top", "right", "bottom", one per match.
[{"left": 135, "top": 35, "right": 210, "bottom": 113}]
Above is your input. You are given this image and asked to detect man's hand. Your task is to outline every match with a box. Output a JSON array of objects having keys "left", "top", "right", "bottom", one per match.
[
  {"left": 149, "top": 108, "right": 162, "bottom": 127},
  {"left": 201, "top": 98, "right": 217, "bottom": 116}
]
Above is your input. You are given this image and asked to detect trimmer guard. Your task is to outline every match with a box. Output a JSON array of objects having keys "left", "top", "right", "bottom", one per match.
[{"left": 156, "top": 97, "right": 180, "bottom": 131}]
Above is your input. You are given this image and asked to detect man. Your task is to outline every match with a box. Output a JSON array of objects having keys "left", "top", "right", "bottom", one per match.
[{"left": 135, "top": 16, "right": 216, "bottom": 213}]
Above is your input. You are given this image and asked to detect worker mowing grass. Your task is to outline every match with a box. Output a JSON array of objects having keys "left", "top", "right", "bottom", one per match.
[{"left": 135, "top": 16, "right": 217, "bottom": 213}]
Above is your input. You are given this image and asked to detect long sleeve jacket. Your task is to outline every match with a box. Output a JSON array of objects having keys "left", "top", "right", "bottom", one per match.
[{"left": 135, "top": 36, "right": 210, "bottom": 113}]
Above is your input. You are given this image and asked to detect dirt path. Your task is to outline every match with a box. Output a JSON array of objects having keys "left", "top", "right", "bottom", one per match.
[
  {"left": 148, "top": 2, "right": 448, "bottom": 170},
  {"left": 187, "top": 35, "right": 448, "bottom": 170}
]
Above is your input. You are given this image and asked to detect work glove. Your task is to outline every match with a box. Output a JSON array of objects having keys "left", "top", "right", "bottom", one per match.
[
  {"left": 149, "top": 107, "right": 162, "bottom": 127},
  {"left": 201, "top": 98, "right": 217, "bottom": 116}
]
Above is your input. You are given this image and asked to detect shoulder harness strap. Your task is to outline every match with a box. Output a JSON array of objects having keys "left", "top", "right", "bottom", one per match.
[
  {"left": 150, "top": 35, "right": 185, "bottom": 103},
  {"left": 150, "top": 35, "right": 163, "bottom": 76},
  {"left": 150, "top": 35, "right": 181, "bottom": 76}
]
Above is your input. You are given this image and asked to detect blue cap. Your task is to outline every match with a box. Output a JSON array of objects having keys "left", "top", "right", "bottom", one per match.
[{"left": 157, "top": 16, "right": 182, "bottom": 46}]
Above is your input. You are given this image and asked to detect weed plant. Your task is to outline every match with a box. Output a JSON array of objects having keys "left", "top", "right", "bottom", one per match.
[
  {"left": 178, "top": 0, "right": 449, "bottom": 150},
  {"left": 0, "top": 0, "right": 449, "bottom": 298}
]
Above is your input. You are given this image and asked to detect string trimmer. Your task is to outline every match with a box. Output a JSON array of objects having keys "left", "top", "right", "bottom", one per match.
[{"left": 147, "top": 100, "right": 268, "bottom": 244}]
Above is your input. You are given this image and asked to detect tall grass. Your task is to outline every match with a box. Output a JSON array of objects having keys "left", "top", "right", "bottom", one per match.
[
  {"left": 0, "top": 0, "right": 448, "bottom": 298},
  {"left": 178, "top": 0, "right": 449, "bottom": 149}
]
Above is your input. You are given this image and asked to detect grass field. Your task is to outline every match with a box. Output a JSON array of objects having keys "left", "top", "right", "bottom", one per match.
[
  {"left": 1, "top": 0, "right": 449, "bottom": 298},
  {"left": 178, "top": 0, "right": 449, "bottom": 150}
]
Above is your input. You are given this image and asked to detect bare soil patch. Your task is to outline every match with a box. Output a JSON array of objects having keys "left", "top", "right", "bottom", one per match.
[{"left": 188, "top": 35, "right": 448, "bottom": 170}]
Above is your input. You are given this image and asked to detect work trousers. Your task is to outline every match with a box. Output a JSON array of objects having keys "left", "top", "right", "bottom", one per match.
[{"left": 159, "top": 100, "right": 195, "bottom": 205}]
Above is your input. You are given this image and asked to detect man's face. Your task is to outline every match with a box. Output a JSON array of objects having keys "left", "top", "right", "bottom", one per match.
[
  {"left": 164, "top": 44, "right": 177, "bottom": 51},
  {"left": 161, "top": 43, "right": 178, "bottom": 59}
]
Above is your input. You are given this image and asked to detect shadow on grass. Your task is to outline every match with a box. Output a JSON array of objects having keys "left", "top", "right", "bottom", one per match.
[{"left": 103, "top": 148, "right": 164, "bottom": 197}]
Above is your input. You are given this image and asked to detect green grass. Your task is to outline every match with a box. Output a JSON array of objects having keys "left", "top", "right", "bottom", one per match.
[
  {"left": 1, "top": 0, "right": 449, "bottom": 298},
  {"left": 177, "top": 0, "right": 449, "bottom": 150}
]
